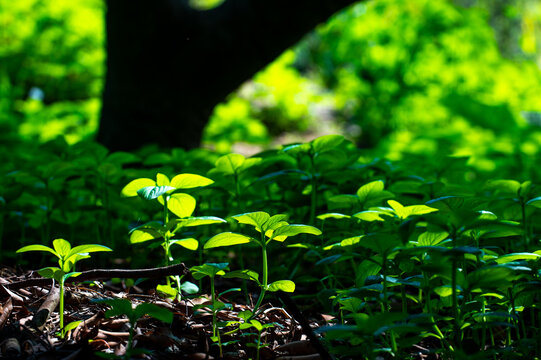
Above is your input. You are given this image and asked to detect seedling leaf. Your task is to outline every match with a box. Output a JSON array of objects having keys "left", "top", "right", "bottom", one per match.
[
  {"left": 137, "top": 186, "right": 175, "bottom": 200},
  {"left": 167, "top": 193, "right": 196, "bottom": 218},
  {"left": 121, "top": 178, "right": 156, "bottom": 197},
  {"left": 130, "top": 229, "right": 162, "bottom": 244},
  {"left": 312, "top": 134, "right": 344, "bottom": 153},
  {"left": 271, "top": 225, "right": 322, "bottom": 239},
  {"left": 204, "top": 232, "right": 252, "bottom": 249},
  {"left": 53, "top": 239, "right": 71, "bottom": 257},
  {"left": 268, "top": 280, "right": 295, "bottom": 292},
  {"left": 215, "top": 153, "right": 245, "bottom": 175},
  {"left": 16, "top": 244, "right": 58, "bottom": 257},
  {"left": 170, "top": 174, "right": 214, "bottom": 189},
  {"left": 233, "top": 212, "right": 270, "bottom": 232},
  {"left": 170, "top": 238, "right": 199, "bottom": 250}
]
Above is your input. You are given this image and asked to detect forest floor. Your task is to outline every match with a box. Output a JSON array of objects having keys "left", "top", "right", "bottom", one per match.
[{"left": 0, "top": 264, "right": 336, "bottom": 360}]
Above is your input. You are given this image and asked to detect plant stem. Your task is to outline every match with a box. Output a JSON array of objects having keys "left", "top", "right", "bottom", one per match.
[
  {"left": 252, "top": 243, "right": 268, "bottom": 316},
  {"left": 59, "top": 279, "right": 65, "bottom": 337}
]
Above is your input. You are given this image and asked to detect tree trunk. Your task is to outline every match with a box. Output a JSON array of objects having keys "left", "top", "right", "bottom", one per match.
[{"left": 97, "top": 0, "right": 359, "bottom": 151}]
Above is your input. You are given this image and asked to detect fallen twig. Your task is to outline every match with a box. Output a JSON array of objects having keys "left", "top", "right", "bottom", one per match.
[{"left": 5, "top": 263, "right": 190, "bottom": 290}]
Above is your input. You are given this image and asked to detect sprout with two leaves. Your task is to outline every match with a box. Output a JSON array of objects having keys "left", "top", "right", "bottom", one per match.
[{"left": 17, "top": 238, "right": 112, "bottom": 338}]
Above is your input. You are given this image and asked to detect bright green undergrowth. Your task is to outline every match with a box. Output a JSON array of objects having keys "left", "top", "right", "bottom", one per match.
[{"left": 7, "top": 134, "right": 541, "bottom": 359}]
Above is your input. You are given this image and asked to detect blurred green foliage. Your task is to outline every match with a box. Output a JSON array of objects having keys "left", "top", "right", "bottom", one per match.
[
  {"left": 0, "top": 0, "right": 104, "bottom": 143},
  {"left": 2, "top": 0, "right": 541, "bottom": 178}
]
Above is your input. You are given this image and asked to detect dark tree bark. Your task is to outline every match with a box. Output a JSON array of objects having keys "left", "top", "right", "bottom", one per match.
[{"left": 97, "top": 0, "right": 359, "bottom": 151}]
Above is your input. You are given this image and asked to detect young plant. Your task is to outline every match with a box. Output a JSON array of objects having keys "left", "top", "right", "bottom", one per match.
[
  {"left": 94, "top": 299, "right": 173, "bottom": 359},
  {"left": 17, "top": 238, "right": 112, "bottom": 338},
  {"left": 204, "top": 211, "right": 321, "bottom": 316},
  {"left": 191, "top": 262, "right": 232, "bottom": 358},
  {"left": 122, "top": 172, "right": 225, "bottom": 298}
]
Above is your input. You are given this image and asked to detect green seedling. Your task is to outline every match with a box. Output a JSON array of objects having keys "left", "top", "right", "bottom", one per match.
[
  {"left": 191, "top": 262, "right": 234, "bottom": 358},
  {"left": 122, "top": 172, "right": 225, "bottom": 298},
  {"left": 205, "top": 211, "right": 321, "bottom": 316},
  {"left": 224, "top": 310, "right": 275, "bottom": 360},
  {"left": 17, "top": 238, "right": 112, "bottom": 338},
  {"left": 94, "top": 298, "right": 173, "bottom": 359}
]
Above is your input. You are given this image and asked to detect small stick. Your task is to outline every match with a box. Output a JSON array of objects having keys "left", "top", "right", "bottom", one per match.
[
  {"left": 32, "top": 285, "right": 60, "bottom": 330},
  {"left": 5, "top": 263, "right": 190, "bottom": 290}
]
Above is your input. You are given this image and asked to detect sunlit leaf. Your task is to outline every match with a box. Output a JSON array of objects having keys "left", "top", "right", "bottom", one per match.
[
  {"left": 268, "top": 280, "right": 295, "bottom": 292},
  {"left": 317, "top": 213, "right": 350, "bottom": 220},
  {"left": 121, "top": 178, "right": 156, "bottom": 197},
  {"left": 130, "top": 229, "right": 162, "bottom": 244},
  {"left": 340, "top": 236, "right": 363, "bottom": 247},
  {"left": 353, "top": 210, "right": 386, "bottom": 222},
  {"left": 53, "top": 238, "right": 71, "bottom": 257},
  {"left": 167, "top": 193, "right": 196, "bottom": 218},
  {"left": 271, "top": 224, "right": 321, "bottom": 240},
  {"left": 170, "top": 174, "right": 214, "bottom": 189},
  {"left": 191, "top": 263, "right": 229, "bottom": 279},
  {"left": 16, "top": 244, "right": 58, "bottom": 257},
  {"left": 175, "top": 216, "right": 227, "bottom": 227},
  {"left": 170, "top": 238, "right": 199, "bottom": 250},
  {"left": 204, "top": 232, "right": 252, "bottom": 249},
  {"left": 495, "top": 252, "right": 541, "bottom": 264},
  {"left": 156, "top": 173, "right": 170, "bottom": 186},
  {"left": 215, "top": 153, "right": 245, "bottom": 175},
  {"left": 232, "top": 212, "right": 270, "bottom": 232}
]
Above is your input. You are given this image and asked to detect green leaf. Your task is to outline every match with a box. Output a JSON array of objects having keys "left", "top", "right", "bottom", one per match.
[
  {"left": 63, "top": 320, "right": 82, "bottom": 334},
  {"left": 62, "top": 272, "right": 81, "bottom": 282},
  {"left": 340, "top": 236, "right": 362, "bottom": 247},
  {"left": 232, "top": 211, "right": 270, "bottom": 232},
  {"left": 495, "top": 252, "right": 541, "bottom": 264},
  {"left": 353, "top": 210, "right": 386, "bottom": 222},
  {"left": 167, "top": 193, "right": 196, "bottom": 218},
  {"left": 204, "top": 232, "right": 252, "bottom": 249},
  {"left": 38, "top": 267, "right": 61, "bottom": 279},
  {"left": 418, "top": 231, "right": 449, "bottom": 246},
  {"left": 191, "top": 263, "right": 229, "bottom": 279},
  {"left": 130, "top": 229, "right": 162, "bottom": 244},
  {"left": 485, "top": 179, "right": 521, "bottom": 195},
  {"left": 215, "top": 153, "right": 245, "bottom": 175},
  {"left": 16, "top": 244, "right": 58, "bottom": 257},
  {"left": 170, "top": 238, "right": 199, "bottom": 250},
  {"left": 156, "top": 173, "right": 170, "bottom": 186},
  {"left": 262, "top": 214, "right": 289, "bottom": 232},
  {"left": 223, "top": 269, "right": 260, "bottom": 284},
  {"left": 271, "top": 225, "right": 322, "bottom": 240},
  {"left": 174, "top": 216, "right": 227, "bottom": 228},
  {"left": 66, "top": 244, "right": 112, "bottom": 261},
  {"left": 434, "top": 285, "right": 454, "bottom": 297},
  {"left": 356, "top": 181, "right": 393, "bottom": 206},
  {"left": 156, "top": 285, "right": 178, "bottom": 298},
  {"left": 121, "top": 178, "right": 156, "bottom": 197},
  {"left": 99, "top": 299, "right": 134, "bottom": 318},
  {"left": 327, "top": 195, "right": 359, "bottom": 209},
  {"left": 311, "top": 135, "right": 344, "bottom": 153},
  {"left": 170, "top": 173, "right": 214, "bottom": 189},
  {"left": 268, "top": 280, "right": 295, "bottom": 292},
  {"left": 179, "top": 281, "right": 199, "bottom": 294},
  {"left": 388, "top": 200, "right": 438, "bottom": 219},
  {"left": 249, "top": 319, "right": 264, "bottom": 332},
  {"left": 526, "top": 196, "right": 541, "bottom": 208},
  {"left": 137, "top": 185, "right": 175, "bottom": 200},
  {"left": 317, "top": 213, "right": 351, "bottom": 220},
  {"left": 134, "top": 303, "right": 173, "bottom": 324},
  {"left": 53, "top": 238, "right": 71, "bottom": 257}
]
